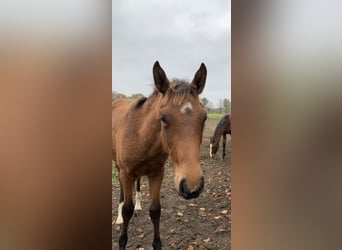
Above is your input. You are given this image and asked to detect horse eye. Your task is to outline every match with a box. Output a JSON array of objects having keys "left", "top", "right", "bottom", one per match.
[{"left": 160, "top": 114, "right": 168, "bottom": 125}]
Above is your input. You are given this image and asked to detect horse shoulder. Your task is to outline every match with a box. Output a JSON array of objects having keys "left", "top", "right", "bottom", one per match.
[{"left": 112, "top": 99, "right": 135, "bottom": 160}]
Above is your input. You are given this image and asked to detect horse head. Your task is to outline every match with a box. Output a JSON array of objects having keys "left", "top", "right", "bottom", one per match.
[
  {"left": 153, "top": 61, "right": 207, "bottom": 199},
  {"left": 209, "top": 136, "right": 219, "bottom": 158}
]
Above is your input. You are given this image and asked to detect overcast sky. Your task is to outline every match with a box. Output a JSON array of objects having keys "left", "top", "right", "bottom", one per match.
[{"left": 112, "top": 0, "right": 231, "bottom": 105}]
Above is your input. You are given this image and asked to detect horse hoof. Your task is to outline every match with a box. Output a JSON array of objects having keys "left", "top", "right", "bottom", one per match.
[
  {"left": 152, "top": 239, "right": 162, "bottom": 250},
  {"left": 115, "top": 216, "right": 123, "bottom": 224},
  {"left": 119, "top": 234, "right": 128, "bottom": 249}
]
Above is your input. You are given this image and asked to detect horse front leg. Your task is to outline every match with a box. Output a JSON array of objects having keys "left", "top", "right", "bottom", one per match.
[
  {"left": 222, "top": 134, "right": 227, "bottom": 160},
  {"left": 115, "top": 182, "right": 124, "bottom": 224},
  {"left": 148, "top": 169, "right": 164, "bottom": 250},
  {"left": 118, "top": 172, "right": 134, "bottom": 250}
]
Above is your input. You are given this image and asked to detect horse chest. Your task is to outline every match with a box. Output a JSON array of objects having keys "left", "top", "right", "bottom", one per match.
[
  {"left": 120, "top": 154, "right": 167, "bottom": 178},
  {"left": 116, "top": 137, "right": 167, "bottom": 172}
]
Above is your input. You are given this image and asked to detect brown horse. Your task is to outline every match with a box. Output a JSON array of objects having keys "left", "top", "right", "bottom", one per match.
[
  {"left": 112, "top": 61, "right": 207, "bottom": 250},
  {"left": 210, "top": 114, "right": 231, "bottom": 160}
]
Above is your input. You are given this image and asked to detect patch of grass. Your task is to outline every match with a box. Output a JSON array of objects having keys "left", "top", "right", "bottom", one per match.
[
  {"left": 112, "top": 161, "right": 118, "bottom": 185},
  {"left": 206, "top": 113, "right": 224, "bottom": 127},
  {"left": 207, "top": 113, "right": 225, "bottom": 119}
]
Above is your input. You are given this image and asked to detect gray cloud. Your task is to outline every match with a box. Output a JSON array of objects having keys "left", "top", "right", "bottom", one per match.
[{"left": 113, "top": 0, "right": 230, "bottom": 104}]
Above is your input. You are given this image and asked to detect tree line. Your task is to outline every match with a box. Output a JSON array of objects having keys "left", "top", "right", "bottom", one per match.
[
  {"left": 112, "top": 92, "right": 144, "bottom": 101},
  {"left": 112, "top": 91, "right": 231, "bottom": 114},
  {"left": 200, "top": 97, "right": 231, "bottom": 114}
]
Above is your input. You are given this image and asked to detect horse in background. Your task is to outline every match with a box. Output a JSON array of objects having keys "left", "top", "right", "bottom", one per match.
[
  {"left": 112, "top": 61, "right": 207, "bottom": 250},
  {"left": 210, "top": 114, "right": 231, "bottom": 160}
]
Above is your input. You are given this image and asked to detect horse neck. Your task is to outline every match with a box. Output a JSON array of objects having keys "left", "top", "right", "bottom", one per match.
[
  {"left": 225, "top": 122, "right": 231, "bottom": 135},
  {"left": 138, "top": 95, "right": 164, "bottom": 145},
  {"left": 212, "top": 123, "right": 225, "bottom": 145}
]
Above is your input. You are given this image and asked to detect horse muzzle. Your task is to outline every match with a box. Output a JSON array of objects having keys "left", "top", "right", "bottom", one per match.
[
  {"left": 209, "top": 145, "right": 216, "bottom": 158},
  {"left": 178, "top": 176, "right": 204, "bottom": 200}
]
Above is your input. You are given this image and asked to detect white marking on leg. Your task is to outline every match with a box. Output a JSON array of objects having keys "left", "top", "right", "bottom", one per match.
[
  {"left": 116, "top": 202, "right": 124, "bottom": 224},
  {"left": 180, "top": 102, "right": 193, "bottom": 114},
  {"left": 134, "top": 191, "right": 142, "bottom": 210},
  {"left": 209, "top": 144, "right": 213, "bottom": 158}
]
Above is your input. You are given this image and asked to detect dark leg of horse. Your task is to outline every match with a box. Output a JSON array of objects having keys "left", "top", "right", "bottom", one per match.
[
  {"left": 222, "top": 134, "right": 227, "bottom": 160},
  {"left": 137, "top": 177, "right": 141, "bottom": 192},
  {"left": 118, "top": 173, "right": 134, "bottom": 250},
  {"left": 148, "top": 170, "right": 164, "bottom": 250},
  {"left": 120, "top": 183, "right": 124, "bottom": 201}
]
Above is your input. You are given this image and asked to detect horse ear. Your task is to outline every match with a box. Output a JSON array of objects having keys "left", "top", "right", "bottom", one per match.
[
  {"left": 153, "top": 61, "right": 170, "bottom": 94},
  {"left": 191, "top": 63, "right": 207, "bottom": 94}
]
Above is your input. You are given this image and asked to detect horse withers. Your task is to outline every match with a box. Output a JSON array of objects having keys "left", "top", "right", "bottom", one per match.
[
  {"left": 210, "top": 114, "right": 231, "bottom": 160},
  {"left": 112, "top": 61, "right": 207, "bottom": 250}
]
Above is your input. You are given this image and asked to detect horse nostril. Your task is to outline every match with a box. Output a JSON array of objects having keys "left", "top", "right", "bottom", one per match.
[
  {"left": 199, "top": 176, "right": 205, "bottom": 192},
  {"left": 178, "top": 177, "right": 204, "bottom": 200},
  {"left": 179, "top": 178, "right": 187, "bottom": 195}
]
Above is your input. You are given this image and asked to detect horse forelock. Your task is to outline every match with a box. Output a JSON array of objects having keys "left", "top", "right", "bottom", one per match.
[
  {"left": 161, "top": 79, "right": 198, "bottom": 106},
  {"left": 140, "top": 79, "right": 198, "bottom": 111}
]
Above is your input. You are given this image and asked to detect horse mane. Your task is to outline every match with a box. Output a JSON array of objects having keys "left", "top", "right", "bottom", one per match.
[
  {"left": 132, "top": 79, "right": 197, "bottom": 110},
  {"left": 161, "top": 79, "right": 197, "bottom": 106},
  {"left": 133, "top": 96, "right": 148, "bottom": 109}
]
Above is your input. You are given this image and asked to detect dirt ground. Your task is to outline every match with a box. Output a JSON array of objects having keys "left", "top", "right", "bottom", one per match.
[{"left": 112, "top": 119, "right": 231, "bottom": 250}]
